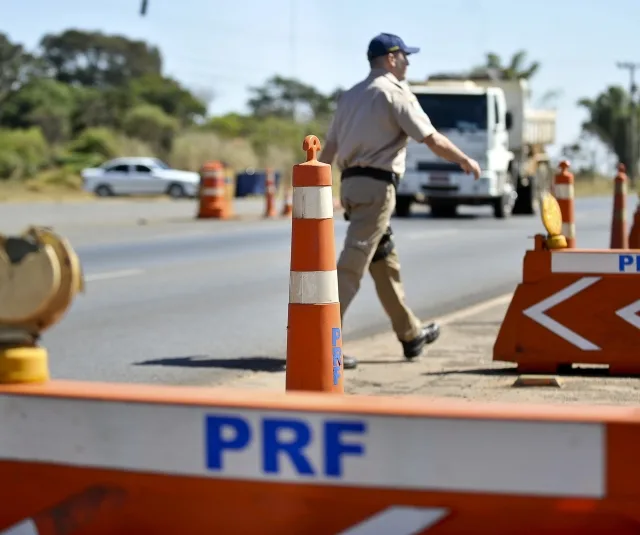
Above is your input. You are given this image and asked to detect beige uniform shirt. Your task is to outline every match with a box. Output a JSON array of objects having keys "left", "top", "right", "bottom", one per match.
[{"left": 320, "top": 68, "right": 436, "bottom": 176}]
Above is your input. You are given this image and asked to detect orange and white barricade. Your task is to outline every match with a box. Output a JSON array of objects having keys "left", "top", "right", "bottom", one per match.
[
  {"left": 494, "top": 234, "right": 640, "bottom": 375},
  {"left": 197, "top": 161, "right": 230, "bottom": 220},
  {"left": 285, "top": 135, "right": 343, "bottom": 393},
  {"left": 553, "top": 160, "right": 576, "bottom": 248},
  {"left": 3, "top": 382, "right": 640, "bottom": 534}
]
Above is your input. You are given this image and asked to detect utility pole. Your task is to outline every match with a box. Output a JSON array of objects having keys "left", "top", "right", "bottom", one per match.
[{"left": 616, "top": 61, "right": 640, "bottom": 187}]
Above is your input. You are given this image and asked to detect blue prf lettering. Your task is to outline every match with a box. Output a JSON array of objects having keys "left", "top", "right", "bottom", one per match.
[{"left": 331, "top": 327, "right": 341, "bottom": 385}]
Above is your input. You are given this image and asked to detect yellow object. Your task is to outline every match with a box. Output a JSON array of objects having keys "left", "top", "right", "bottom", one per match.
[
  {"left": 0, "top": 346, "right": 49, "bottom": 384},
  {"left": 0, "top": 226, "right": 84, "bottom": 384},
  {"left": 539, "top": 192, "right": 567, "bottom": 249}
]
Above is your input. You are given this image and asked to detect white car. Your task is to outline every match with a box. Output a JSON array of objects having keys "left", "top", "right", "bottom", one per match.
[{"left": 81, "top": 157, "right": 201, "bottom": 199}]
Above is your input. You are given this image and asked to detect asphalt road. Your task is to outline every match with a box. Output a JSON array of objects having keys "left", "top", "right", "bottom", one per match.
[{"left": 3, "top": 196, "right": 633, "bottom": 386}]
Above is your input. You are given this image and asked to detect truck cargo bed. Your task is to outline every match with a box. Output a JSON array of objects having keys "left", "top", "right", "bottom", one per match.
[{"left": 524, "top": 109, "right": 556, "bottom": 146}]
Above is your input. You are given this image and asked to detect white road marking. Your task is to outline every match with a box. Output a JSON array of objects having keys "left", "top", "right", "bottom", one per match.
[
  {"left": 523, "top": 277, "right": 601, "bottom": 351},
  {"left": 437, "top": 292, "right": 514, "bottom": 326},
  {"left": 84, "top": 269, "right": 145, "bottom": 282}
]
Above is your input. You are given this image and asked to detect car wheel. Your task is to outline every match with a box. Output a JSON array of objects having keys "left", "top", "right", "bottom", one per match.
[
  {"left": 95, "top": 184, "right": 113, "bottom": 197},
  {"left": 167, "top": 183, "right": 186, "bottom": 199}
]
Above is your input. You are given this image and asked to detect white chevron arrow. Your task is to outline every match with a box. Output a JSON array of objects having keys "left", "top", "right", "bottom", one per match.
[
  {"left": 522, "top": 277, "right": 602, "bottom": 351},
  {"left": 337, "top": 506, "right": 448, "bottom": 535},
  {"left": 616, "top": 299, "right": 640, "bottom": 329}
]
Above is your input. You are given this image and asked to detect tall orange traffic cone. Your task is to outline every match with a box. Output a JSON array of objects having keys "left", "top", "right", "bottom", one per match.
[
  {"left": 263, "top": 167, "right": 277, "bottom": 218},
  {"left": 285, "top": 135, "right": 343, "bottom": 393},
  {"left": 553, "top": 160, "right": 576, "bottom": 248},
  {"left": 280, "top": 186, "right": 293, "bottom": 217},
  {"left": 610, "top": 163, "right": 629, "bottom": 249},
  {"left": 629, "top": 198, "right": 640, "bottom": 248}
]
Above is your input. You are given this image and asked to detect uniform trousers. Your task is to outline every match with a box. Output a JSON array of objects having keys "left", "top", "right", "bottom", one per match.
[{"left": 337, "top": 174, "right": 423, "bottom": 342}]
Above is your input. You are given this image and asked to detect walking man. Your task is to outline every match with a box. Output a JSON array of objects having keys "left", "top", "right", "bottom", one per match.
[{"left": 319, "top": 32, "right": 481, "bottom": 370}]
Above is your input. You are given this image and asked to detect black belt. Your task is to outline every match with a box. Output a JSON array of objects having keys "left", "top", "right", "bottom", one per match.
[{"left": 341, "top": 166, "right": 398, "bottom": 187}]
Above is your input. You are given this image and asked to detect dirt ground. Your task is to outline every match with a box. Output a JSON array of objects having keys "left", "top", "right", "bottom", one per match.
[{"left": 229, "top": 294, "right": 640, "bottom": 406}]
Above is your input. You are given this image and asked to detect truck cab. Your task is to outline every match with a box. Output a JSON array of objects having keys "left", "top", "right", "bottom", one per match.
[
  {"left": 397, "top": 77, "right": 555, "bottom": 220},
  {"left": 398, "top": 80, "right": 516, "bottom": 218}
]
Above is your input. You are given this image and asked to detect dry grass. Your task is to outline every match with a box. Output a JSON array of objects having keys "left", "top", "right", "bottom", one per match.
[{"left": 0, "top": 168, "right": 625, "bottom": 205}]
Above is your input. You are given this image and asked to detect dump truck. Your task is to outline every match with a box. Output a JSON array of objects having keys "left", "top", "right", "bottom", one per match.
[{"left": 396, "top": 76, "right": 556, "bottom": 219}]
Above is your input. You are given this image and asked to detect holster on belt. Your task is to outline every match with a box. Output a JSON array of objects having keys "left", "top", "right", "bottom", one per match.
[{"left": 371, "top": 226, "right": 394, "bottom": 263}]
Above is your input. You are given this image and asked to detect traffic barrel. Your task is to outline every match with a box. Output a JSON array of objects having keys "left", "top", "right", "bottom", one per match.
[
  {"left": 263, "top": 167, "right": 277, "bottom": 218},
  {"left": 553, "top": 160, "right": 576, "bottom": 248},
  {"left": 197, "top": 161, "right": 230, "bottom": 219},
  {"left": 610, "top": 163, "right": 629, "bottom": 249},
  {"left": 285, "top": 135, "right": 343, "bottom": 393}
]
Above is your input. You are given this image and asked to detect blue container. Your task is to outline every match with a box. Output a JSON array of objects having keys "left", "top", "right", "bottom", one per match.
[{"left": 234, "top": 169, "right": 282, "bottom": 197}]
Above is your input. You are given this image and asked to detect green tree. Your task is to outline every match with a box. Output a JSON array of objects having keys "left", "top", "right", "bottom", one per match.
[
  {"left": 129, "top": 74, "right": 206, "bottom": 125},
  {"left": 247, "top": 75, "right": 340, "bottom": 121},
  {"left": 122, "top": 104, "right": 179, "bottom": 154},
  {"left": 0, "top": 78, "right": 75, "bottom": 143},
  {"left": 470, "top": 50, "right": 540, "bottom": 80},
  {"left": 577, "top": 85, "right": 640, "bottom": 175},
  {"left": 0, "top": 32, "right": 43, "bottom": 104},
  {"left": 39, "top": 29, "right": 162, "bottom": 88}
]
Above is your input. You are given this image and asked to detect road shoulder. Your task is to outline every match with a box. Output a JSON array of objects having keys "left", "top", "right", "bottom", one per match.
[{"left": 227, "top": 295, "right": 640, "bottom": 406}]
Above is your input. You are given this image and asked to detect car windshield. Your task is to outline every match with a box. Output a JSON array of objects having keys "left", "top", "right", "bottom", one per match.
[
  {"left": 414, "top": 93, "right": 488, "bottom": 132},
  {"left": 152, "top": 159, "right": 171, "bottom": 169}
]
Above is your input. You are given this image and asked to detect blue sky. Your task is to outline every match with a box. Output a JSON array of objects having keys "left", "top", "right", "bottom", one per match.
[{"left": 3, "top": 0, "right": 639, "bottom": 169}]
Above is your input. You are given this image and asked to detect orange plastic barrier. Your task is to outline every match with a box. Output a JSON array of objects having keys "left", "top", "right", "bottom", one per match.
[
  {"left": 197, "top": 161, "right": 230, "bottom": 219},
  {"left": 263, "top": 167, "right": 277, "bottom": 218},
  {"left": 494, "top": 234, "right": 640, "bottom": 375},
  {"left": 2, "top": 381, "right": 640, "bottom": 534},
  {"left": 285, "top": 135, "right": 343, "bottom": 393},
  {"left": 281, "top": 186, "right": 293, "bottom": 217},
  {"left": 553, "top": 161, "right": 576, "bottom": 248},
  {"left": 610, "top": 163, "right": 629, "bottom": 249}
]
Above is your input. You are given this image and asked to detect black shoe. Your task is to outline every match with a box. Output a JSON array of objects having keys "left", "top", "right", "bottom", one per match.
[
  {"left": 401, "top": 322, "right": 441, "bottom": 360},
  {"left": 343, "top": 355, "right": 358, "bottom": 370}
]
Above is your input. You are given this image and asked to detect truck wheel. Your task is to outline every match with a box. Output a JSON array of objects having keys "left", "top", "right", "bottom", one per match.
[
  {"left": 394, "top": 195, "right": 413, "bottom": 218},
  {"left": 493, "top": 194, "right": 514, "bottom": 219},
  {"left": 513, "top": 164, "right": 549, "bottom": 216},
  {"left": 430, "top": 202, "right": 457, "bottom": 218}
]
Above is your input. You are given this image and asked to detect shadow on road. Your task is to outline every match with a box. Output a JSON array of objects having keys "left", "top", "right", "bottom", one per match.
[{"left": 134, "top": 355, "right": 286, "bottom": 372}]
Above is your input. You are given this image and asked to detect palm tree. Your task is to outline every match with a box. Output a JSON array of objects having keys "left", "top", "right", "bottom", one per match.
[{"left": 470, "top": 50, "right": 540, "bottom": 80}]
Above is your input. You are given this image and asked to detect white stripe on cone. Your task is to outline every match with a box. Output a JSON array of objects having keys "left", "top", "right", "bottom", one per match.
[
  {"left": 289, "top": 270, "right": 339, "bottom": 304},
  {"left": 292, "top": 186, "right": 334, "bottom": 219}
]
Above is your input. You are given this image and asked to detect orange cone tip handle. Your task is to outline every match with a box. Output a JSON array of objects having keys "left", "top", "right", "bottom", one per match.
[{"left": 303, "top": 135, "right": 321, "bottom": 162}]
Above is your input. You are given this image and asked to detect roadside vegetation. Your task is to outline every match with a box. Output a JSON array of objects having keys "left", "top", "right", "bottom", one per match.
[{"left": 0, "top": 31, "right": 635, "bottom": 201}]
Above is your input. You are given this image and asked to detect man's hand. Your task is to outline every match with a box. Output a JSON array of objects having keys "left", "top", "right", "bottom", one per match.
[
  {"left": 424, "top": 133, "right": 481, "bottom": 180},
  {"left": 460, "top": 157, "right": 481, "bottom": 180}
]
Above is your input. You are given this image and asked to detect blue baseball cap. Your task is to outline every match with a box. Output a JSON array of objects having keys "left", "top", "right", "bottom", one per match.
[{"left": 367, "top": 33, "right": 420, "bottom": 60}]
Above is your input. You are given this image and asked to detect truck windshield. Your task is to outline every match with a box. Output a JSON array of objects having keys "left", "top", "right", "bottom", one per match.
[{"left": 414, "top": 93, "right": 488, "bottom": 132}]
